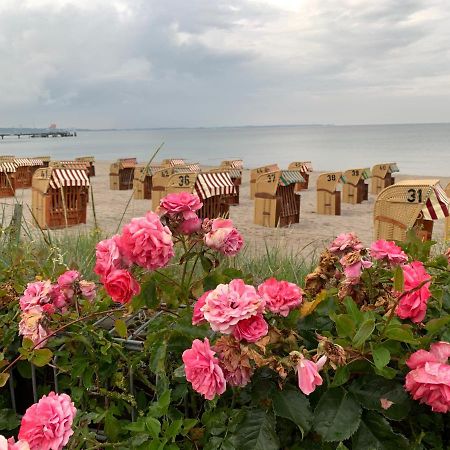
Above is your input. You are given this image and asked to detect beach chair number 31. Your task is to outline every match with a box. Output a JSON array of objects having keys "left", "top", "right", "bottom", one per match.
[
  {"left": 178, "top": 175, "right": 190, "bottom": 186},
  {"left": 407, "top": 188, "right": 423, "bottom": 203}
]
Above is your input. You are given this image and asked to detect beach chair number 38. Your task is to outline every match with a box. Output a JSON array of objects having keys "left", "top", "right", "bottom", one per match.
[
  {"left": 406, "top": 188, "right": 423, "bottom": 203},
  {"left": 327, "top": 174, "right": 336, "bottom": 181},
  {"left": 178, "top": 175, "right": 190, "bottom": 186}
]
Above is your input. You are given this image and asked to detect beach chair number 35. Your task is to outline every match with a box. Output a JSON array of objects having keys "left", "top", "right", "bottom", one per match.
[
  {"left": 407, "top": 188, "right": 423, "bottom": 203},
  {"left": 178, "top": 175, "right": 190, "bottom": 186}
]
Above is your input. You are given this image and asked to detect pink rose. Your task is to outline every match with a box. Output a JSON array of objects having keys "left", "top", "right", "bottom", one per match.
[
  {"left": 258, "top": 278, "right": 303, "bottom": 317},
  {"left": 233, "top": 314, "right": 268, "bottom": 343},
  {"left": 57, "top": 270, "right": 80, "bottom": 301},
  {"left": 178, "top": 213, "right": 202, "bottom": 235},
  {"left": 370, "top": 240, "right": 408, "bottom": 265},
  {"left": 396, "top": 261, "right": 431, "bottom": 323},
  {"left": 103, "top": 269, "right": 141, "bottom": 304},
  {"left": 118, "top": 212, "right": 174, "bottom": 270},
  {"left": 48, "top": 285, "right": 69, "bottom": 311},
  {"left": 19, "top": 392, "right": 76, "bottom": 450},
  {"left": 94, "top": 236, "right": 123, "bottom": 281},
  {"left": 204, "top": 219, "right": 244, "bottom": 256},
  {"left": 0, "top": 436, "right": 30, "bottom": 450},
  {"left": 19, "top": 281, "right": 53, "bottom": 312},
  {"left": 201, "top": 279, "right": 264, "bottom": 333},
  {"left": 405, "top": 342, "right": 450, "bottom": 413},
  {"left": 160, "top": 192, "right": 203, "bottom": 215},
  {"left": 18, "top": 307, "right": 49, "bottom": 349},
  {"left": 79, "top": 280, "right": 97, "bottom": 301},
  {"left": 297, "top": 354, "right": 327, "bottom": 395},
  {"left": 182, "top": 338, "right": 226, "bottom": 400},
  {"left": 328, "top": 232, "right": 363, "bottom": 254},
  {"left": 192, "top": 291, "right": 210, "bottom": 325},
  {"left": 340, "top": 258, "right": 372, "bottom": 283}
]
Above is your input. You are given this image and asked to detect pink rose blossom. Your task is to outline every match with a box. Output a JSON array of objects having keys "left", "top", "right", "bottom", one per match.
[
  {"left": 297, "top": 354, "right": 327, "bottom": 395},
  {"left": 192, "top": 291, "right": 210, "bottom": 325},
  {"left": 56, "top": 270, "right": 80, "bottom": 301},
  {"left": 204, "top": 219, "right": 244, "bottom": 256},
  {"left": 182, "top": 338, "right": 226, "bottom": 400},
  {"left": 340, "top": 258, "right": 372, "bottom": 282},
  {"left": 19, "top": 392, "right": 76, "bottom": 450},
  {"left": 118, "top": 212, "right": 174, "bottom": 270},
  {"left": 79, "top": 280, "right": 97, "bottom": 301},
  {"left": 18, "top": 307, "right": 49, "bottom": 349},
  {"left": 103, "top": 269, "right": 141, "bottom": 304},
  {"left": 258, "top": 278, "right": 303, "bottom": 317},
  {"left": 380, "top": 398, "right": 394, "bottom": 410},
  {"left": 328, "top": 232, "right": 363, "bottom": 254},
  {"left": 48, "top": 285, "right": 68, "bottom": 310},
  {"left": 396, "top": 261, "right": 431, "bottom": 323},
  {"left": 201, "top": 279, "right": 264, "bottom": 333},
  {"left": 178, "top": 213, "right": 202, "bottom": 235},
  {"left": 0, "top": 436, "right": 30, "bottom": 450},
  {"left": 233, "top": 314, "right": 268, "bottom": 343},
  {"left": 370, "top": 240, "right": 408, "bottom": 265},
  {"left": 160, "top": 192, "right": 203, "bottom": 215},
  {"left": 19, "top": 281, "right": 53, "bottom": 312},
  {"left": 94, "top": 236, "right": 123, "bottom": 281},
  {"left": 405, "top": 342, "right": 450, "bottom": 413}
]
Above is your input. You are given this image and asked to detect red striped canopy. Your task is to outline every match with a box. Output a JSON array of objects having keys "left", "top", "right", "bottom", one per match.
[
  {"left": 0, "top": 162, "right": 16, "bottom": 172},
  {"left": 168, "top": 159, "right": 185, "bottom": 167},
  {"left": 195, "top": 172, "right": 236, "bottom": 200},
  {"left": 422, "top": 185, "right": 449, "bottom": 220},
  {"left": 49, "top": 168, "right": 90, "bottom": 189}
]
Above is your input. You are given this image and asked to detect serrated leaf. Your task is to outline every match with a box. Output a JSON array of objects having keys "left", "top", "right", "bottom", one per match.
[
  {"left": 334, "top": 314, "right": 356, "bottom": 338},
  {"left": 425, "top": 316, "right": 450, "bottom": 334},
  {"left": 331, "top": 365, "right": 350, "bottom": 387},
  {"left": 234, "top": 409, "right": 279, "bottom": 450},
  {"left": 31, "top": 348, "right": 53, "bottom": 367},
  {"left": 165, "top": 419, "right": 183, "bottom": 439},
  {"left": 145, "top": 417, "right": 161, "bottom": 439},
  {"left": 352, "top": 411, "right": 409, "bottom": 449},
  {"left": 349, "top": 375, "right": 411, "bottom": 420},
  {"left": 114, "top": 319, "right": 127, "bottom": 338},
  {"left": 371, "top": 344, "right": 390, "bottom": 370},
  {"left": 313, "top": 387, "right": 361, "bottom": 442},
  {"left": 0, "top": 408, "right": 20, "bottom": 430},
  {"left": 393, "top": 266, "right": 404, "bottom": 292},
  {"left": 383, "top": 324, "right": 417, "bottom": 344},
  {"left": 343, "top": 297, "right": 363, "bottom": 324},
  {"left": 135, "top": 277, "right": 159, "bottom": 309},
  {"left": 353, "top": 318, "right": 375, "bottom": 348},
  {"left": 272, "top": 386, "right": 312, "bottom": 436}
]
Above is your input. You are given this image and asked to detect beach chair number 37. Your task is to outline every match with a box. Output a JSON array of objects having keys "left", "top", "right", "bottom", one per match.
[
  {"left": 407, "top": 188, "right": 423, "bottom": 203},
  {"left": 267, "top": 173, "right": 276, "bottom": 183}
]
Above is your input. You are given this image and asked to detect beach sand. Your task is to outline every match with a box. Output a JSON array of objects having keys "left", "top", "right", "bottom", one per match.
[{"left": 2, "top": 161, "right": 448, "bottom": 255}]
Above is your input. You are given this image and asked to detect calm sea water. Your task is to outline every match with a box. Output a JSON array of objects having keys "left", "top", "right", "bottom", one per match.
[{"left": 1, "top": 123, "right": 449, "bottom": 175}]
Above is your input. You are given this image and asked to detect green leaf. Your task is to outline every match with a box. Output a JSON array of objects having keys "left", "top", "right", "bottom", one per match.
[
  {"left": 371, "top": 344, "right": 390, "bottom": 370},
  {"left": 104, "top": 412, "right": 121, "bottom": 441},
  {"left": 353, "top": 319, "right": 375, "bottom": 348},
  {"left": 114, "top": 319, "right": 128, "bottom": 339},
  {"left": 334, "top": 314, "right": 356, "bottom": 338},
  {"left": 383, "top": 324, "right": 417, "bottom": 344},
  {"left": 272, "top": 386, "right": 313, "bottom": 436},
  {"left": 331, "top": 365, "right": 350, "bottom": 387},
  {"left": 235, "top": 409, "right": 280, "bottom": 450},
  {"left": 22, "top": 338, "right": 34, "bottom": 350},
  {"left": 165, "top": 419, "right": 183, "bottom": 439},
  {"left": 352, "top": 411, "right": 409, "bottom": 449},
  {"left": 31, "top": 348, "right": 53, "bottom": 367},
  {"left": 343, "top": 298, "right": 363, "bottom": 324},
  {"left": 349, "top": 375, "right": 411, "bottom": 421},
  {"left": 425, "top": 316, "right": 450, "bottom": 334},
  {"left": 0, "top": 373, "right": 10, "bottom": 388},
  {"left": 373, "top": 366, "right": 397, "bottom": 380},
  {"left": 135, "top": 277, "right": 159, "bottom": 309},
  {"left": 393, "top": 266, "right": 404, "bottom": 292},
  {"left": 0, "top": 408, "right": 20, "bottom": 430},
  {"left": 145, "top": 417, "right": 161, "bottom": 439},
  {"left": 313, "top": 387, "right": 361, "bottom": 442}
]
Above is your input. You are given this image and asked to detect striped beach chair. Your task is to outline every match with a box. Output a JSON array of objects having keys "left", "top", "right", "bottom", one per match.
[
  {"left": 342, "top": 168, "right": 371, "bottom": 204},
  {"left": 0, "top": 161, "right": 16, "bottom": 198},
  {"left": 371, "top": 163, "right": 399, "bottom": 195},
  {"left": 288, "top": 161, "right": 313, "bottom": 191}
]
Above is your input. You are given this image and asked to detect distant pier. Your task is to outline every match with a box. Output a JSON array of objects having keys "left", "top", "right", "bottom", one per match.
[{"left": 0, "top": 130, "right": 77, "bottom": 139}]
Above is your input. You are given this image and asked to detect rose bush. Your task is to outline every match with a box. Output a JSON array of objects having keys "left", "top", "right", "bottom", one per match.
[{"left": 0, "top": 193, "right": 449, "bottom": 449}]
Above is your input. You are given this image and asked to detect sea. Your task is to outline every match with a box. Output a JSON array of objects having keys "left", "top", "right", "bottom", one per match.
[{"left": 1, "top": 123, "right": 449, "bottom": 176}]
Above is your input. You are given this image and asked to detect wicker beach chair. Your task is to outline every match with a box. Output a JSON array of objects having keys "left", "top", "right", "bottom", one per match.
[
  {"left": 0, "top": 161, "right": 16, "bottom": 198},
  {"left": 250, "top": 164, "right": 279, "bottom": 199},
  {"left": 373, "top": 179, "right": 449, "bottom": 242},
  {"left": 342, "top": 168, "right": 371, "bottom": 204},
  {"left": 288, "top": 161, "right": 313, "bottom": 191},
  {"left": 0, "top": 156, "right": 43, "bottom": 189},
  {"left": 110, "top": 158, "right": 137, "bottom": 190},
  {"left": 219, "top": 160, "right": 243, "bottom": 204},
  {"left": 254, "top": 170, "right": 304, "bottom": 227},
  {"left": 32, "top": 165, "right": 90, "bottom": 229},
  {"left": 371, "top": 163, "right": 399, "bottom": 195},
  {"left": 76, "top": 156, "right": 96, "bottom": 177},
  {"left": 316, "top": 172, "right": 345, "bottom": 215}
]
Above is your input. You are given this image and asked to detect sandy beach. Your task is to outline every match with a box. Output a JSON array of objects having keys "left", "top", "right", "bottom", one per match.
[{"left": 2, "top": 161, "right": 448, "bottom": 255}]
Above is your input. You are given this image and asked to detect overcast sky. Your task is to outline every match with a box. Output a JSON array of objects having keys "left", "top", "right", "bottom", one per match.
[{"left": 0, "top": 0, "right": 449, "bottom": 128}]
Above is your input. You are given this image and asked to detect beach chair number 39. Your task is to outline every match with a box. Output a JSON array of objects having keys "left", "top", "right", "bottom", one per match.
[
  {"left": 178, "top": 175, "right": 190, "bottom": 186},
  {"left": 407, "top": 188, "right": 423, "bottom": 203}
]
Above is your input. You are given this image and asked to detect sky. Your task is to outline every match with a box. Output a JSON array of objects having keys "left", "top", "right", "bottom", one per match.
[{"left": 0, "top": 0, "right": 449, "bottom": 128}]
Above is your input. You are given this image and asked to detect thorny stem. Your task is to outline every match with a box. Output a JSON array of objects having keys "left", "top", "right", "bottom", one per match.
[{"left": 1, "top": 307, "right": 125, "bottom": 376}]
